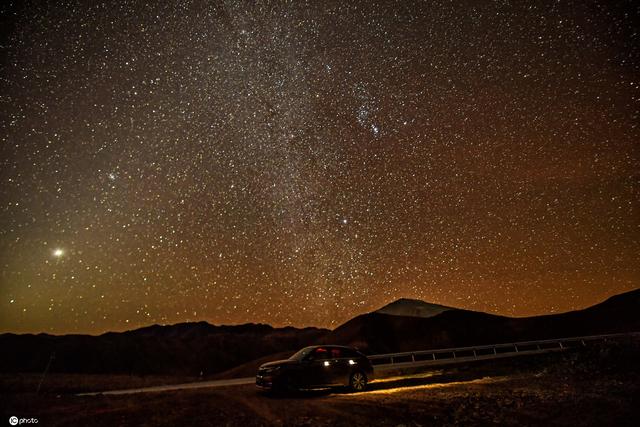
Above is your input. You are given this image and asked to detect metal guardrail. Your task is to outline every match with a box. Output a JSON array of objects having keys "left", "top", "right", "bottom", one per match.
[{"left": 370, "top": 332, "right": 640, "bottom": 373}]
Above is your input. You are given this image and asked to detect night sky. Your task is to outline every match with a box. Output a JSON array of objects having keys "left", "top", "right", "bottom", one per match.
[{"left": 1, "top": 1, "right": 638, "bottom": 334}]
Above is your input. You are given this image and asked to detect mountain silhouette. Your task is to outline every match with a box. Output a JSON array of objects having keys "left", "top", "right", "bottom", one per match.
[
  {"left": 0, "top": 322, "right": 327, "bottom": 376},
  {"left": 322, "top": 289, "right": 640, "bottom": 353},
  {"left": 1, "top": 289, "right": 638, "bottom": 377}
]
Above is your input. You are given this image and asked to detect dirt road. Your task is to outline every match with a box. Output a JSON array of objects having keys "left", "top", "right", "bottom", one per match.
[
  {"left": 77, "top": 377, "right": 255, "bottom": 396},
  {"left": 4, "top": 344, "right": 640, "bottom": 426},
  {"left": 3, "top": 356, "right": 639, "bottom": 427}
]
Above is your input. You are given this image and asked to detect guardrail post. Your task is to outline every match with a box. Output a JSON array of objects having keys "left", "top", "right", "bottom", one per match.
[
  {"left": 432, "top": 353, "right": 436, "bottom": 361},
  {"left": 411, "top": 354, "right": 415, "bottom": 363},
  {"left": 493, "top": 348, "right": 497, "bottom": 355},
  {"left": 559, "top": 342, "right": 564, "bottom": 349},
  {"left": 514, "top": 344, "right": 518, "bottom": 353},
  {"left": 473, "top": 349, "right": 477, "bottom": 359}
]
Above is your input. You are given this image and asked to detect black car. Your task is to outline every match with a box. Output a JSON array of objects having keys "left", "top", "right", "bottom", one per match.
[{"left": 256, "top": 345, "right": 373, "bottom": 392}]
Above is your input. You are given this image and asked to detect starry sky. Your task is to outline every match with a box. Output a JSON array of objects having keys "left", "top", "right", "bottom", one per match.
[{"left": 1, "top": 0, "right": 638, "bottom": 334}]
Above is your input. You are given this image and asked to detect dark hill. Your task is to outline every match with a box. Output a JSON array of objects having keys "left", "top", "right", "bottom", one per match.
[
  {"left": 321, "top": 289, "right": 640, "bottom": 353},
  {"left": 2, "top": 289, "right": 638, "bottom": 377},
  {"left": 0, "top": 322, "right": 328, "bottom": 376}
]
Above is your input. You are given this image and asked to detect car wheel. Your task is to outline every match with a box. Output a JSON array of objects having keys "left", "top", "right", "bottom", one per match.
[{"left": 349, "top": 371, "right": 367, "bottom": 392}]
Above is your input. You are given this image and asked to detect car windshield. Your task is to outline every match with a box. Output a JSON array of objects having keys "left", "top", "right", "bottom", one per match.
[{"left": 288, "top": 347, "right": 314, "bottom": 361}]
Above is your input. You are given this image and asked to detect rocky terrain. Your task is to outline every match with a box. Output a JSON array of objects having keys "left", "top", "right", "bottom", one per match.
[{"left": 2, "top": 338, "right": 639, "bottom": 426}]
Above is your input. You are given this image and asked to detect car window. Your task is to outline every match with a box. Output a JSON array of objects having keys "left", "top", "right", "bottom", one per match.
[
  {"left": 288, "top": 347, "right": 313, "bottom": 361},
  {"left": 342, "top": 348, "right": 359, "bottom": 358},
  {"left": 312, "top": 347, "right": 330, "bottom": 360}
]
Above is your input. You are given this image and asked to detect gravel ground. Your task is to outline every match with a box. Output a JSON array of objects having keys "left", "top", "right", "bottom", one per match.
[{"left": 2, "top": 341, "right": 639, "bottom": 426}]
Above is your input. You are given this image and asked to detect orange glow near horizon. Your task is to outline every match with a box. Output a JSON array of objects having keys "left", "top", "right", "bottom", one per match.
[{"left": 1, "top": 1, "right": 638, "bottom": 334}]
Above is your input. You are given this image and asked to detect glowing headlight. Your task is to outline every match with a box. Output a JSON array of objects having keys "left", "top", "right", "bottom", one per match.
[
  {"left": 324, "top": 361, "right": 330, "bottom": 367},
  {"left": 349, "top": 359, "right": 356, "bottom": 365}
]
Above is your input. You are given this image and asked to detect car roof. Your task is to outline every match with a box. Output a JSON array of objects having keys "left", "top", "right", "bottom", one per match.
[{"left": 304, "top": 345, "right": 358, "bottom": 351}]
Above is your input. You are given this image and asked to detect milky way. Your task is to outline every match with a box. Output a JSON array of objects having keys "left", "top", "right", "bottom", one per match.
[{"left": 1, "top": 1, "right": 638, "bottom": 334}]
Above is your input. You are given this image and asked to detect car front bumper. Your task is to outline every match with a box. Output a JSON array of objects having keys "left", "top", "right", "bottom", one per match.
[{"left": 255, "top": 374, "right": 274, "bottom": 389}]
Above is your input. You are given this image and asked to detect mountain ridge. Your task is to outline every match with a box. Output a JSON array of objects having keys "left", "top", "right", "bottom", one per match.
[
  {"left": 373, "top": 297, "right": 454, "bottom": 319},
  {"left": 1, "top": 288, "right": 638, "bottom": 376},
  {"left": 321, "top": 288, "right": 640, "bottom": 353}
]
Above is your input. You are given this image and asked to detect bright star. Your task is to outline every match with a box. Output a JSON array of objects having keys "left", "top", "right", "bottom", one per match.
[{"left": 53, "top": 248, "right": 64, "bottom": 257}]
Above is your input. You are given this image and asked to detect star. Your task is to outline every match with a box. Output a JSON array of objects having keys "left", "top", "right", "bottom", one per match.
[{"left": 0, "top": 0, "right": 636, "bottom": 334}]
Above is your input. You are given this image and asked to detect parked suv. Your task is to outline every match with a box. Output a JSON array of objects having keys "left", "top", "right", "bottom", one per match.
[{"left": 256, "top": 345, "right": 373, "bottom": 392}]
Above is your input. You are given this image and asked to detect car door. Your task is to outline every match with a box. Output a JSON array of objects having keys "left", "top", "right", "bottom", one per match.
[
  {"left": 304, "top": 347, "right": 331, "bottom": 387},
  {"left": 327, "top": 347, "right": 351, "bottom": 385}
]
